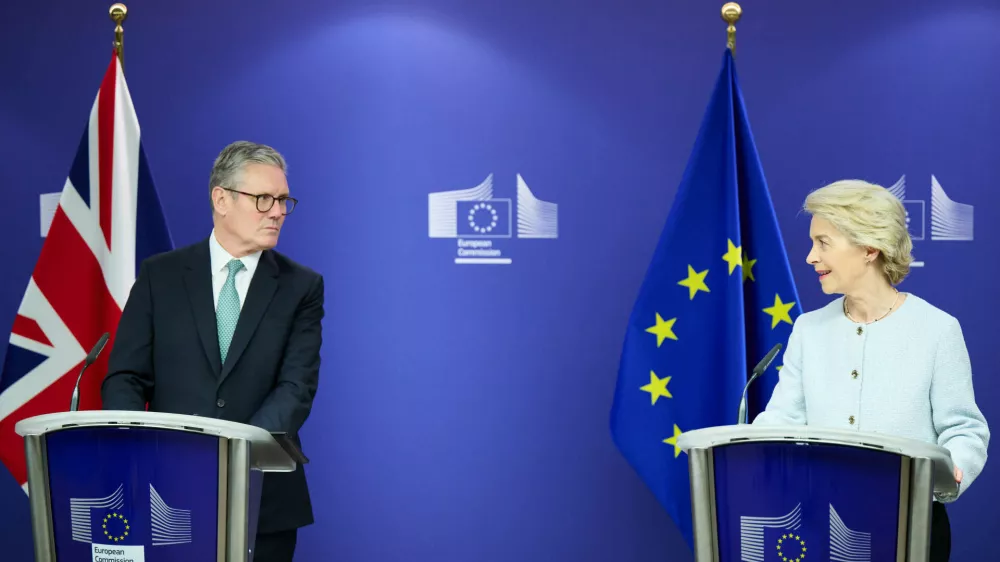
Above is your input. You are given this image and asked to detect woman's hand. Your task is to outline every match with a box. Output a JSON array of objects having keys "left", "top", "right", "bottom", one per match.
[{"left": 954, "top": 465, "right": 963, "bottom": 484}]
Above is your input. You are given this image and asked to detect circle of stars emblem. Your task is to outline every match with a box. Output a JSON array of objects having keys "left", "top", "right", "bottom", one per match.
[
  {"left": 468, "top": 203, "right": 498, "bottom": 234},
  {"left": 776, "top": 533, "right": 806, "bottom": 562},
  {"left": 102, "top": 512, "right": 130, "bottom": 543}
]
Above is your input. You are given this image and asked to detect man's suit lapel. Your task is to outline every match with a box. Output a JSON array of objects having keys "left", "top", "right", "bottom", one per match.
[
  {"left": 219, "top": 249, "right": 279, "bottom": 384},
  {"left": 183, "top": 240, "right": 223, "bottom": 375}
]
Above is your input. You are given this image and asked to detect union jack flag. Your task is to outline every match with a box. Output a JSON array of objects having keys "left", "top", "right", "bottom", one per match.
[{"left": 0, "top": 52, "right": 173, "bottom": 490}]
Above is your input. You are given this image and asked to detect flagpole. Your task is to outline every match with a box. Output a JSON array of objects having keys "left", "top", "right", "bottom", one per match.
[
  {"left": 722, "top": 2, "right": 742, "bottom": 55},
  {"left": 110, "top": 3, "right": 127, "bottom": 71}
]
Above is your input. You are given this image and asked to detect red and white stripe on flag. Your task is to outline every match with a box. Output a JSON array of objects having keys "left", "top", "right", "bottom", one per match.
[{"left": 0, "top": 53, "right": 145, "bottom": 491}]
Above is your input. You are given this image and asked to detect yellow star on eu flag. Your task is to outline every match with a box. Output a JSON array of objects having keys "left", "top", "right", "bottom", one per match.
[
  {"left": 742, "top": 251, "right": 757, "bottom": 282},
  {"left": 663, "top": 424, "right": 684, "bottom": 458},
  {"left": 722, "top": 239, "right": 742, "bottom": 275},
  {"left": 678, "top": 265, "right": 710, "bottom": 300},
  {"left": 640, "top": 370, "right": 672, "bottom": 405},
  {"left": 763, "top": 294, "right": 795, "bottom": 328},
  {"left": 645, "top": 313, "right": 677, "bottom": 347}
]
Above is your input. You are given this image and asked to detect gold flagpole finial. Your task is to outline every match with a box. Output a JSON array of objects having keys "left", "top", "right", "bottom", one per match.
[
  {"left": 721, "top": 2, "right": 742, "bottom": 55},
  {"left": 110, "top": 3, "right": 127, "bottom": 70}
]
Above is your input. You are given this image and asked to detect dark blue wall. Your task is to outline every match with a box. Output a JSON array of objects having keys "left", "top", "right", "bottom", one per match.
[{"left": 1, "top": 1, "right": 998, "bottom": 560}]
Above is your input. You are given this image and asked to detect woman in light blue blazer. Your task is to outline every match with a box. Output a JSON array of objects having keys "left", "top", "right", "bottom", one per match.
[{"left": 753, "top": 179, "right": 989, "bottom": 562}]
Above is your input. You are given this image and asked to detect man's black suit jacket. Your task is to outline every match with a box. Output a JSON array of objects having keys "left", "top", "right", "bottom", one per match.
[{"left": 101, "top": 238, "right": 323, "bottom": 534}]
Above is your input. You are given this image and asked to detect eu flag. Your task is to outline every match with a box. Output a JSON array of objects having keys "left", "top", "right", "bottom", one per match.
[{"left": 610, "top": 49, "right": 803, "bottom": 546}]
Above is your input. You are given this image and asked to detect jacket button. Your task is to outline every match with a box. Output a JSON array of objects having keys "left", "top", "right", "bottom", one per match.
[
  {"left": 849, "top": 415, "right": 855, "bottom": 425},
  {"left": 851, "top": 370, "right": 859, "bottom": 379},
  {"left": 216, "top": 399, "right": 225, "bottom": 408}
]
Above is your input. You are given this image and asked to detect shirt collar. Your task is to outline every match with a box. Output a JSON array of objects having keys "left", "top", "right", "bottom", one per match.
[{"left": 209, "top": 229, "right": 262, "bottom": 278}]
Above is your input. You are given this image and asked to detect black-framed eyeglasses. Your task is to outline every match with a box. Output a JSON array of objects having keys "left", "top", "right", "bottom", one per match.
[{"left": 223, "top": 188, "right": 298, "bottom": 215}]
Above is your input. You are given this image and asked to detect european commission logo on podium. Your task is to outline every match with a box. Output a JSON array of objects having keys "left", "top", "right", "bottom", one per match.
[
  {"left": 70, "top": 483, "right": 192, "bottom": 562},
  {"left": 887, "top": 174, "right": 975, "bottom": 268},
  {"left": 740, "top": 503, "right": 872, "bottom": 562},
  {"left": 428, "top": 173, "right": 558, "bottom": 265}
]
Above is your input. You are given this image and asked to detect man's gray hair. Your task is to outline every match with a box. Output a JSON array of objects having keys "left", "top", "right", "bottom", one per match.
[{"left": 209, "top": 141, "right": 287, "bottom": 210}]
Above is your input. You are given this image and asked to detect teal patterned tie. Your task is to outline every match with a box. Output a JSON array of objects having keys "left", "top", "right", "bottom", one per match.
[{"left": 217, "top": 259, "right": 245, "bottom": 364}]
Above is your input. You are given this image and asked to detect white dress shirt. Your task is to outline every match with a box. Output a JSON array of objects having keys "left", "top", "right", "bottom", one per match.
[{"left": 209, "top": 229, "right": 262, "bottom": 309}]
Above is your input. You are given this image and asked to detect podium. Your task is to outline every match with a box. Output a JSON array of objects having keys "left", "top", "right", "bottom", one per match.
[
  {"left": 677, "top": 425, "right": 959, "bottom": 562},
  {"left": 14, "top": 411, "right": 298, "bottom": 562}
]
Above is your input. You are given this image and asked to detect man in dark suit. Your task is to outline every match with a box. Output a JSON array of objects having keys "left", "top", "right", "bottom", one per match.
[{"left": 101, "top": 141, "right": 323, "bottom": 562}]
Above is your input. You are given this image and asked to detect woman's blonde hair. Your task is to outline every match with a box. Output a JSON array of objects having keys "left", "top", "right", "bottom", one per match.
[{"left": 803, "top": 179, "right": 914, "bottom": 285}]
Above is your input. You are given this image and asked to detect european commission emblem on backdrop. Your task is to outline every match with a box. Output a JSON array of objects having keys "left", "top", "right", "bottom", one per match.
[
  {"left": 428, "top": 173, "right": 558, "bottom": 264},
  {"left": 887, "top": 174, "right": 974, "bottom": 267}
]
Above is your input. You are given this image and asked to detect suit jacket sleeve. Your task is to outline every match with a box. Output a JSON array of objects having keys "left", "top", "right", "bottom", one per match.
[
  {"left": 248, "top": 273, "right": 324, "bottom": 434},
  {"left": 101, "top": 260, "right": 155, "bottom": 410},
  {"left": 931, "top": 317, "right": 990, "bottom": 497},
  {"left": 752, "top": 318, "right": 807, "bottom": 425}
]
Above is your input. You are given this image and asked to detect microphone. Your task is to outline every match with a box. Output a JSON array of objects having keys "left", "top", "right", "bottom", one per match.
[
  {"left": 737, "top": 343, "right": 782, "bottom": 425},
  {"left": 70, "top": 332, "right": 110, "bottom": 412}
]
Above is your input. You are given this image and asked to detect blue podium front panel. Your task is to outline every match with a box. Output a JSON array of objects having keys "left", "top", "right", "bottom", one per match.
[
  {"left": 46, "top": 427, "right": 219, "bottom": 562},
  {"left": 713, "top": 442, "right": 902, "bottom": 562}
]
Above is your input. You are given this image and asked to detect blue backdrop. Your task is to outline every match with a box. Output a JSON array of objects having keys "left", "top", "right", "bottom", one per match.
[{"left": 1, "top": 0, "right": 998, "bottom": 560}]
